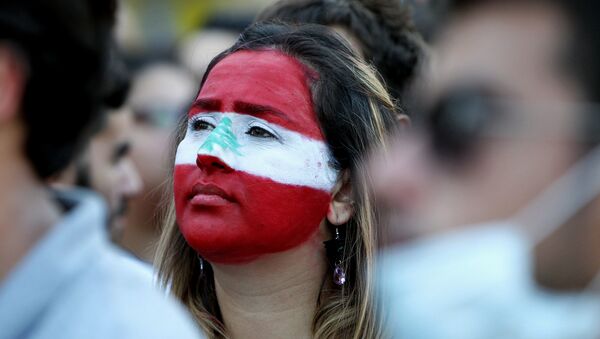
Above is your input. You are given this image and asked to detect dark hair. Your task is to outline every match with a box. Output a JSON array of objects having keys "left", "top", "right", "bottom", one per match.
[
  {"left": 157, "top": 22, "right": 400, "bottom": 338},
  {"left": 555, "top": 0, "right": 600, "bottom": 102},
  {"left": 257, "top": 0, "right": 423, "bottom": 105},
  {"left": 102, "top": 44, "right": 131, "bottom": 110},
  {"left": 561, "top": 0, "right": 600, "bottom": 142},
  {"left": 0, "top": 0, "right": 116, "bottom": 179}
]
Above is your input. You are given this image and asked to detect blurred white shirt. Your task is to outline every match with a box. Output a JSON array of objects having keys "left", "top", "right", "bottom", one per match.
[
  {"left": 380, "top": 223, "right": 600, "bottom": 339},
  {"left": 0, "top": 189, "right": 203, "bottom": 339}
]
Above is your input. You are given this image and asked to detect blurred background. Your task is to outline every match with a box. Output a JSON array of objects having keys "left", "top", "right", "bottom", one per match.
[{"left": 5, "top": 0, "right": 600, "bottom": 337}]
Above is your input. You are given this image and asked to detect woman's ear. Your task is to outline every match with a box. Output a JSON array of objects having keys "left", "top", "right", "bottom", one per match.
[{"left": 327, "top": 170, "right": 354, "bottom": 225}]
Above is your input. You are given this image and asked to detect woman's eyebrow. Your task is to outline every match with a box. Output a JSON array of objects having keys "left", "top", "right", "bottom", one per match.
[
  {"left": 192, "top": 98, "right": 221, "bottom": 111},
  {"left": 233, "top": 101, "right": 290, "bottom": 121}
]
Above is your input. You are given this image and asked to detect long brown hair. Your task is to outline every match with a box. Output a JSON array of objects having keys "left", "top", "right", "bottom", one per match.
[{"left": 155, "top": 23, "right": 401, "bottom": 338}]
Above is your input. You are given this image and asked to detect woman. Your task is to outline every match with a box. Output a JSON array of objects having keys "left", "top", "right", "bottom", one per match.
[{"left": 156, "top": 23, "right": 405, "bottom": 338}]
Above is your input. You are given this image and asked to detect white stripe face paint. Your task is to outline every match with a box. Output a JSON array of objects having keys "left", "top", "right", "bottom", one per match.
[{"left": 175, "top": 112, "right": 339, "bottom": 192}]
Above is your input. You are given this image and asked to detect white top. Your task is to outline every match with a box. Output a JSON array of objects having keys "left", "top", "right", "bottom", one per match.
[
  {"left": 0, "top": 189, "right": 204, "bottom": 339},
  {"left": 380, "top": 223, "right": 600, "bottom": 339}
]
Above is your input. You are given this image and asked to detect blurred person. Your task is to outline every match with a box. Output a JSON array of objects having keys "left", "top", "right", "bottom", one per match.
[
  {"left": 0, "top": 1, "right": 203, "bottom": 338},
  {"left": 257, "top": 0, "right": 424, "bottom": 106},
  {"left": 118, "top": 62, "right": 196, "bottom": 262},
  {"left": 85, "top": 107, "right": 142, "bottom": 241},
  {"left": 54, "top": 108, "right": 143, "bottom": 242},
  {"left": 156, "top": 23, "right": 403, "bottom": 338},
  {"left": 372, "top": 0, "right": 600, "bottom": 337},
  {"left": 53, "top": 53, "right": 143, "bottom": 242}
]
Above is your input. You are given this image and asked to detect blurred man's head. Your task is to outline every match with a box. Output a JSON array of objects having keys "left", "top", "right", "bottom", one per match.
[
  {"left": 0, "top": 0, "right": 115, "bottom": 279},
  {"left": 374, "top": 0, "right": 600, "bottom": 289},
  {"left": 0, "top": 0, "right": 116, "bottom": 179},
  {"left": 90, "top": 109, "right": 142, "bottom": 240},
  {"left": 58, "top": 108, "right": 142, "bottom": 240},
  {"left": 51, "top": 48, "right": 142, "bottom": 240},
  {"left": 420, "top": 0, "right": 581, "bottom": 223}
]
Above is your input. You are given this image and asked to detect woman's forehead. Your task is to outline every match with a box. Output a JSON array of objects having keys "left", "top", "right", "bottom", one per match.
[{"left": 198, "top": 50, "right": 323, "bottom": 140}]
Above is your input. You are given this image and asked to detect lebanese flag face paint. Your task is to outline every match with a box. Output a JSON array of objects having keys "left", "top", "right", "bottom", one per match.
[{"left": 174, "top": 50, "right": 339, "bottom": 264}]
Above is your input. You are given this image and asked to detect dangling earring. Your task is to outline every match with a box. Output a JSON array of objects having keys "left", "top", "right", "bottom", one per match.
[
  {"left": 324, "top": 227, "right": 346, "bottom": 286},
  {"left": 197, "top": 254, "right": 205, "bottom": 277},
  {"left": 333, "top": 260, "right": 346, "bottom": 286}
]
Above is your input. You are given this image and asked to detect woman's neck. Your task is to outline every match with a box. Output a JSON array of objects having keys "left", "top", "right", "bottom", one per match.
[{"left": 212, "top": 231, "right": 327, "bottom": 339}]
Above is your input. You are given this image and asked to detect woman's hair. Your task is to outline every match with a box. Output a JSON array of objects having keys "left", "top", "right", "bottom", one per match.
[
  {"left": 155, "top": 22, "right": 401, "bottom": 339},
  {"left": 257, "top": 0, "right": 423, "bottom": 105}
]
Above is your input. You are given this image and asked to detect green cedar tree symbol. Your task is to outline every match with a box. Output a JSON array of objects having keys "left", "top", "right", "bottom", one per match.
[{"left": 198, "top": 117, "right": 242, "bottom": 156}]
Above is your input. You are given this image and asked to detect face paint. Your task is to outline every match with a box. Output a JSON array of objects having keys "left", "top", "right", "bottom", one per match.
[
  {"left": 199, "top": 117, "right": 242, "bottom": 156},
  {"left": 174, "top": 50, "right": 338, "bottom": 264}
]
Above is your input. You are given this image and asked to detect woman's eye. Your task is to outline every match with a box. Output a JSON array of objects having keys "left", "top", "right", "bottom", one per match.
[
  {"left": 246, "top": 126, "right": 276, "bottom": 139},
  {"left": 191, "top": 119, "right": 215, "bottom": 131}
]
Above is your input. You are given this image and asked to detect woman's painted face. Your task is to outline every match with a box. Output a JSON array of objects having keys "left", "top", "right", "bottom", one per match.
[{"left": 174, "top": 50, "right": 338, "bottom": 264}]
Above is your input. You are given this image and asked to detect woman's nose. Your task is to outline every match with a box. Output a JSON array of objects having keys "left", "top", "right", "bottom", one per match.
[{"left": 196, "top": 154, "right": 234, "bottom": 173}]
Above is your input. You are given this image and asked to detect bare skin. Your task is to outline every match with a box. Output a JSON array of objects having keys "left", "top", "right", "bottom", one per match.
[{"left": 213, "top": 231, "right": 327, "bottom": 339}]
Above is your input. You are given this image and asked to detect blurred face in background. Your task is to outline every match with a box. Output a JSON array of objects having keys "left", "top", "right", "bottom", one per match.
[
  {"left": 375, "top": 0, "right": 600, "bottom": 290},
  {"left": 377, "top": 1, "right": 580, "bottom": 236},
  {"left": 88, "top": 109, "right": 143, "bottom": 240},
  {"left": 365, "top": 4, "right": 600, "bottom": 338},
  {"left": 428, "top": 1, "right": 582, "bottom": 223},
  {"left": 426, "top": 2, "right": 600, "bottom": 291}
]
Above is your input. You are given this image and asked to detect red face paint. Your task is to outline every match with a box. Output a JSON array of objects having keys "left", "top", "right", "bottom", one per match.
[
  {"left": 190, "top": 50, "right": 323, "bottom": 140},
  {"left": 174, "top": 164, "right": 331, "bottom": 263},
  {"left": 174, "top": 50, "right": 334, "bottom": 264}
]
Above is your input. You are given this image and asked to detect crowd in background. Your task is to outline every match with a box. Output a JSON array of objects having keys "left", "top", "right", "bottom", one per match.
[{"left": 1, "top": 0, "right": 600, "bottom": 338}]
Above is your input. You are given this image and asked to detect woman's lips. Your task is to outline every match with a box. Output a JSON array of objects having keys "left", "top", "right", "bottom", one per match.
[{"left": 189, "top": 183, "right": 234, "bottom": 207}]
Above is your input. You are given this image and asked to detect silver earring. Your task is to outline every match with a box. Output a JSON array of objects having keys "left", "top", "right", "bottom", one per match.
[
  {"left": 324, "top": 227, "right": 346, "bottom": 286},
  {"left": 197, "top": 254, "right": 204, "bottom": 276}
]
